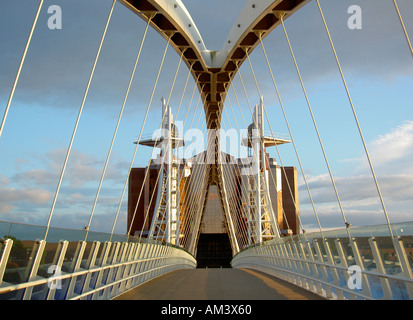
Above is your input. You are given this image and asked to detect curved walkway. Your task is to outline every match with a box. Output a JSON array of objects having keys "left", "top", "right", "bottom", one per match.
[{"left": 114, "top": 268, "right": 324, "bottom": 300}]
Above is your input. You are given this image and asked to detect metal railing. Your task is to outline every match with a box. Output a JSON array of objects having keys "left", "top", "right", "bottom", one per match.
[
  {"left": 231, "top": 222, "right": 413, "bottom": 300},
  {"left": 0, "top": 222, "right": 196, "bottom": 300}
]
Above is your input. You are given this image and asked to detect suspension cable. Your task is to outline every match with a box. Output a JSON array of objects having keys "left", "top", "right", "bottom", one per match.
[
  {"left": 129, "top": 52, "right": 194, "bottom": 244},
  {"left": 44, "top": 0, "right": 116, "bottom": 241},
  {"left": 168, "top": 107, "right": 206, "bottom": 247},
  {"left": 143, "top": 76, "right": 198, "bottom": 248},
  {"left": 246, "top": 42, "right": 321, "bottom": 240},
  {"left": 227, "top": 70, "right": 279, "bottom": 242},
  {"left": 235, "top": 63, "right": 291, "bottom": 240},
  {"left": 219, "top": 112, "right": 247, "bottom": 246},
  {"left": 222, "top": 97, "right": 278, "bottom": 247},
  {"left": 224, "top": 95, "right": 256, "bottom": 247},
  {"left": 84, "top": 16, "right": 152, "bottom": 241},
  {"left": 172, "top": 64, "right": 194, "bottom": 160},
  {"left": 224, "top": 98, "right": 292, "bottom": 242},
  {"left": 178, "top": 96, "right": 206, "bottom": 250},
  {"left": 147, "top": 52, "right": 187, "bottom": 241},
  {"left": 170, "top": 94, "right": 208, "bottom": 246},
  {"left": 178, "top": 95, "right": 209, "bottom": 252},
  {"left": 229, "top": 81, "right": 271, "bottom": 244},
  {"left": 138, "top": 90, "right": 204, "bottom": 245},
  {"left": 231, "top": 64, "right": 295, "bottom": 243},
  {"left": 0, "top": 0, "right": 44, "bottom": 139},
  {"left": 227, "top": 75, "right": 262, "bottom": 241},
  {"left": 131, "top": 49, "right": 185, "bottom": 241},
  {"left": 258, "top": 34, "right": 323, "bottom": 236},
  {"left": 244, "top": 48, "right": 304, "bottom": 236},
  {"left": 392, "top": 0, "right": 413, "bottom": 59},
  {"left": 315, "top": 1, "right": 393, "bottom": 238},
  {"left": 110, "top": 35, "right": 171, "bottom": 242},
  {"left": 279, "top": 13, "right": 350, "bottom": 237}
]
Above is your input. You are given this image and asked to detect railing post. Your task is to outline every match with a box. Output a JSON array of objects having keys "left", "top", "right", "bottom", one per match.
[
  {"left": 323, "top": 238, "right": 344, "bottom": 300},
  {"left": 262, "top": 245, "right": 270, "bottom": 267},
  {"left": 96, "top": 241, "right": 111, "bottom": 267},
  {"left": 78, "top": 241, "right": 100, "bottom": 299},
  {"left": 0, "top": 238, "right": 13, "bottom": 286},
  {"left": 292, "top": 241, "right": 307, "bottom": 289},
  {"left": 368, "top": 237, "right": 393, "bottom": 299},
  {"left": 21, "top": 239, "right": 46, "bottom": 300},
  {"left": 65, "top": 241, "right": 86, "bottom": 299},
  {"left": 350, "top": 238, "right": 372, "bottom": 298},
  {"left": 91, "top": 241, "right": 112, "bottom": 300},
  {"left": 148, "top": 244, "right": 158, "bottom": 279},
  {"left": 157, "top": 246, "right": 166, "bottom": 274},
  {"left": 305, "top": 240, "right": 323, "bottom": 295},
  {"left": 110, "top": 242, "right": 129, "bottom": 298},
  {"left": 274, "top": 243, "right": 286, "bottom": 278},
  {"left": 297, "top": 240, "right": 314, "bottom": 292},
  {"left": 392, "top": 236, "right": 413, "bottom": 299},
  {"left": 102, "top": 242, "right": 120, "bottom": 299},
  {"left": 142, "top": 244, "right": 151, "bottom": 282},
  {"left": 275, "top": 244, "right": 287, "bottom": 281},
  {"left": 118, "top": 243, "right": 136, "bottom": 293},
  {"left": 152, "top": 245, "right": 161, "bottom": 277},
  {"left": 281, "top": 243, "right": 295, "bottom": 283},
  {"left": 159, "top": 245, "right": 167, "bottom": 275},
  {"left": 267, "top": 245, "right": 273, "bottom": 268},
  {"left": 334, "top": 238, "right": 356, "bottom": 300},
  {"left": 286, "top": 242, "right": 302, "bottom": 287},
  {"left": 269, "top": 244, "right": 279, "bottom": 271},
  {"left": 313, "top": 239, "right": 332, "bottom": 298},
  {"left": 45, "top": 240, "right": 69, "bottom": 300},
  {"left": 137, "top": 243, "right": 149, "bottom": 284},
  {"left": 141, "top": 243, "right": 151, "bottom": 282},
  {"left": 131, "top": 243, "right": 143, "bottom": 287},
  {"left": 84, "top": 241, "right": 100, "bottom": 269}
]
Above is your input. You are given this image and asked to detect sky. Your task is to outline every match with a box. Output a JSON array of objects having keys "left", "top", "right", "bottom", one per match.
[{"left": 0, "top": 0, "right": 412, "bottom": 236}]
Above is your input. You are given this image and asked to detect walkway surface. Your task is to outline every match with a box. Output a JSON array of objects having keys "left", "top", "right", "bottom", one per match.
[{"left": 114, "top": 268, "right": 324, "bottom": 300}]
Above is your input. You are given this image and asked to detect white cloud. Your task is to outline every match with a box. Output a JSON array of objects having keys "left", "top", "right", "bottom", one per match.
[
  {"left": 367, "top": 121, "right": 413, "bottom": 171},
  {"left": 11, "top": 148, "right": 126, "bottom": 188},
  {"left": 0, "top": 187, "right": 53, "bottom": 217},
  {"left": 298, "top": 121, "right": 413, "bottom": 230},
  {"left": 0, "top": 147, "right": 128, "bottom": 232},
  {"left": 341, "top": 121, "right": 413, "bottom": 175}
]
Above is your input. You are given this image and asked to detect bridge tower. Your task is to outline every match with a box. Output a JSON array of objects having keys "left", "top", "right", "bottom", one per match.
[
  {"left": 244, "top": 97, "right": 290, "bottom": 244},
  {"left": 139, "top": 98, "right": 184, "bottom": 245}
]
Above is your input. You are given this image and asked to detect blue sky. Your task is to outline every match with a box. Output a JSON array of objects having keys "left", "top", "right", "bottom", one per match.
[{"left": 0, "top": 0, "right": 412, "bottom": 235}]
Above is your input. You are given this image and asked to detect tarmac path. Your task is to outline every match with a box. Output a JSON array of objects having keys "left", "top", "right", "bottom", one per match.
[{"left": 114, "top": 268, "right": 324, "bottom": 300}]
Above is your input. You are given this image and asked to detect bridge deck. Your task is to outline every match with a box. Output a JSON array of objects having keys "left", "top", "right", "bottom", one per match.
[{"left": 114, "top": 268, "right": 324, "bottom": 300}]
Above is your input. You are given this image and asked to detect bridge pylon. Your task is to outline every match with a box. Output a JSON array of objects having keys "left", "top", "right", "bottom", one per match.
[
  {"left": 138, "top": 98, "right": 184, "bottom": 245},
  {"left": 243, "top": 97, "right": 290, "bottom": 244}
]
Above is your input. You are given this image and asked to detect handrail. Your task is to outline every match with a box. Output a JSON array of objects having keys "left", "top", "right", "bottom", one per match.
[
  {"left": 231, "top": 232, "right": 413, "bottom": 300},
  {"left": 0, "top": 239, "right": 196, "bottom": 300}
]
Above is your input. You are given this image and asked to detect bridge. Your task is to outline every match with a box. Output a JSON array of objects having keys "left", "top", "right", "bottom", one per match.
[{"left": 0, "top": 0, "right": 413, "bottom": 303}]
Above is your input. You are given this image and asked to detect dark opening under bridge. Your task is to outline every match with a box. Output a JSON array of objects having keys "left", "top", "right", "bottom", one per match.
[{"left": 1, "top": 0, "right": 413, "bottom": 301}]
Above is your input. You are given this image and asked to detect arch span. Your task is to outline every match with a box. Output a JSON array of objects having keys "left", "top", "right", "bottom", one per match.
[{"left": 119, "top": 0, "right": 310, "bottom": 129}]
